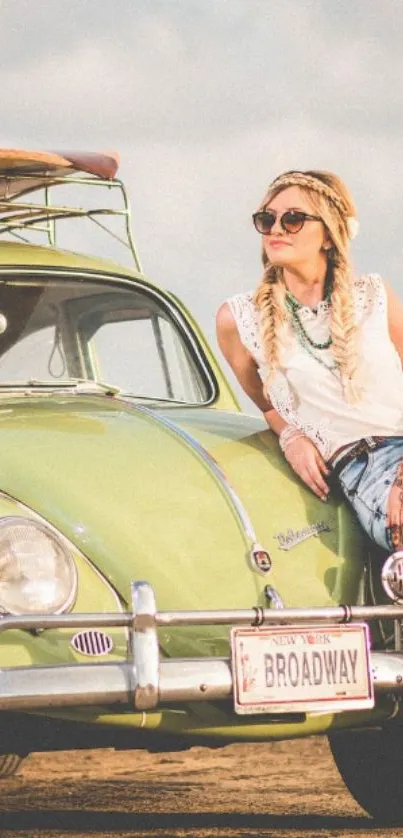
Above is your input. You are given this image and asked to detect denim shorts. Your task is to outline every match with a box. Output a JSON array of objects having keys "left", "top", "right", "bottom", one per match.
[{"left": 336, "top": 437, "right": 403, "bottom": 552}]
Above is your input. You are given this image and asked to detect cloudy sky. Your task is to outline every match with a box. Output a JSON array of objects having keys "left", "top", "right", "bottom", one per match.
[{"left": 1, "top": 0, "right": 403, "bottom": 400}]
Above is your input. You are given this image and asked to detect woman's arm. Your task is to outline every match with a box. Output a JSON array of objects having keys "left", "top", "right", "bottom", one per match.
[
  {"left": 216, "top": 302, "right": 276, "bottom": 417},
  {"left": 385, "top": 282, "right": 403, "bottom": 365},
  {"left": 216, "top": 302, "right": 330, "bottom": 499},
  {"left": 382, "top": 283, "right": 403, "bottom": 537}
]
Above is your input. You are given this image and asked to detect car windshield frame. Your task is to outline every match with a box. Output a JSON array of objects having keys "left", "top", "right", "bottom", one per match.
[{"left": 0, "top": 266, "right": 219, "bottom": 406}]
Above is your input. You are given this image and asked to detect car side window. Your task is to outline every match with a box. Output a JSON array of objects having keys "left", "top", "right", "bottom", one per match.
[{"left": 90, "top": 313, "right": 204, "bottom": 401}]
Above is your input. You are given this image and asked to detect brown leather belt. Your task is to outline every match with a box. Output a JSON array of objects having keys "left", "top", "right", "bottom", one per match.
[{"left": 329, "top": 436, "right": 388, "bottom": 479}]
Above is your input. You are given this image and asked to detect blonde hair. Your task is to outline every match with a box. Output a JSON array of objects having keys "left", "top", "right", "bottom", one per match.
[{"left": 253, "top": 170, "right": 359, "bottom": 402}]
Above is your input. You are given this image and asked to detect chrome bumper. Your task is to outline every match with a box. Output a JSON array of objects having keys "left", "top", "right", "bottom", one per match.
[{"left": 0, "top": 581, "right": 403, "bottom": 712}]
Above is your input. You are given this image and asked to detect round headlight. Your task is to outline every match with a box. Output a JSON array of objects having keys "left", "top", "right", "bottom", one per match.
[
  {"left": 381, "top": 551, "right": 403, "bottom": 603},
  {"left": 0, "top": 517, "right": 77, "bottom": 615}
]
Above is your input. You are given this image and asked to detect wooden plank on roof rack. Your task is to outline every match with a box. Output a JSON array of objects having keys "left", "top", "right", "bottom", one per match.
[
  {"left": 0, "top": 149, "right": 120, "bottom": 201},
  {"left": 0, "top": 149, "right": 74, "bottom": 174}
]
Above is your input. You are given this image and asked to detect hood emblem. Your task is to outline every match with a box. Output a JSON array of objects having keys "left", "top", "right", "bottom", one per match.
[
  {"left": 250, "top": 543, "right": 271, "bottom": 574},
  {"left": 274, "top": 521, "right": 330, "bottom": 551}
]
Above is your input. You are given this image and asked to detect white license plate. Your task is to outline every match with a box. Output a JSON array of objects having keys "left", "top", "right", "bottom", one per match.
[{"left": 231, "top": 623, "right": 373, "bottom": 715}]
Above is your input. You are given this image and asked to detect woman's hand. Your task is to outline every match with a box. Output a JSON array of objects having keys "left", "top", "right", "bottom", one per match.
[{"left": 283, "top": 435, "right": 330, "bottom": 501}]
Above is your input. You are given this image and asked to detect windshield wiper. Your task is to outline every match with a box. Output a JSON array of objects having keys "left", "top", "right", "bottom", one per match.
[
  {"left": 0, "top": 379, "right": 120, "bottom": 395},
  {"left": 120, "top": 394, "right": 189, "bottom": 405},
  {"left": 67, "top": 379, "right": 120, "bottom": 395},
  {"left": 0, "top": 381, "right": 196, "bottom": 404}
]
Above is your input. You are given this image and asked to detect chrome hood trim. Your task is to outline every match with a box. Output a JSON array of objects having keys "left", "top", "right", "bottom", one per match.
[{"left": 132, "top": 404, "right": 260, "bottom": 545}]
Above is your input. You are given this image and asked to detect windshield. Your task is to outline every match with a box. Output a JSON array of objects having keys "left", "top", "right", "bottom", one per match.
[{"left": 0, "top": 274, "right": 213, "bottom": 403}]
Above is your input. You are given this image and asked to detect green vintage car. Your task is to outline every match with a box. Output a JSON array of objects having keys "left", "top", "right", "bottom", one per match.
[{"left": 0, "top": 149, "right": 402, "bottom": 821}]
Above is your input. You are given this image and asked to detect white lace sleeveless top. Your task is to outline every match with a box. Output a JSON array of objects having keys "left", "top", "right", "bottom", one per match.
[{"left": 227, "top": 274, "right": 403, "bottom": 459}]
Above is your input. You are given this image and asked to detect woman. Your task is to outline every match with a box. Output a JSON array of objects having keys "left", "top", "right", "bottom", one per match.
[{"left": 216, "top": 169, "right": 403, "bottom": 552}]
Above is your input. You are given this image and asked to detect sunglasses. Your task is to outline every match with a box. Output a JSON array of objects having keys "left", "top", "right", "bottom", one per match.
[{"left": 252, "top": 209, "right": 322, "bottom": 235}]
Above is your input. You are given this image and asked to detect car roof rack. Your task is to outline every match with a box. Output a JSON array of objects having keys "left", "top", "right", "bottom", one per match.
[{"left": 0, "top": 149, "right": 142, "bottom": 271}]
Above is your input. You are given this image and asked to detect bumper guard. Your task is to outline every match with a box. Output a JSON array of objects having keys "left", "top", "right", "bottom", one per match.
[{"left": 0, "top": 582, "right": 402, "bottom": 712}]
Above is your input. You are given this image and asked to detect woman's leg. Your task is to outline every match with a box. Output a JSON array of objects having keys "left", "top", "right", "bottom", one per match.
[
  {"left": 337, "top": 440, "right": 403, "bottom": 553},
  {"left": 386, "top": 460, "right": 403, "bottom": 549}
]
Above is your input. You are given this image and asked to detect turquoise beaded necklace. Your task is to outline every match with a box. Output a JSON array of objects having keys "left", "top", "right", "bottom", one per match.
[{"left": 284, "top": 278, "right": 339, "bottom": 372}]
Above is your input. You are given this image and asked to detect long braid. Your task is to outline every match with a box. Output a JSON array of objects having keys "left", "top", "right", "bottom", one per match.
[
  {"left": 254, "top": 263, "right": 286, "bottom": 376},
  {"left": 330, "top": 259, "right": 359, "bottom": 401}
]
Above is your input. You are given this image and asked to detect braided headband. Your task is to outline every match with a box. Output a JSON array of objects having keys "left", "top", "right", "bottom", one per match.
[{"left": 268, "top": 172, "right": 359, "bottom": 240}]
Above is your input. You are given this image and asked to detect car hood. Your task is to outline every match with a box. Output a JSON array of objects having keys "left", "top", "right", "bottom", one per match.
[
  {"left": 164, "top": 406, "right": 365, "bottom": 610},
  {"left": 0, "top": 395, "right": 365, "bottom": 634},
  {"left": 0, "top": 395, "right": 263, "bottom": 612}
]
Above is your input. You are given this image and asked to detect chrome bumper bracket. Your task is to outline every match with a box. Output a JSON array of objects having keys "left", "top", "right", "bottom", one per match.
[{"left": 131, "top": 581, "right": 159, "bottom": 710}]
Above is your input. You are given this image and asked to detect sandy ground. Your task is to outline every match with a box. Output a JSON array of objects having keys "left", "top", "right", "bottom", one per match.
[{"left": 1, "top": 738, "right": 403, "bottom": 838}]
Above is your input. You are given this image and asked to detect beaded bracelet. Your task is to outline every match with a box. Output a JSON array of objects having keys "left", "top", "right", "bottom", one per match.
[
  {"left": 279, "top": 425, "right": 300, "bottom": 448},
  {"left": 279, "top": 426, "right": 306, "bottom": 453}
]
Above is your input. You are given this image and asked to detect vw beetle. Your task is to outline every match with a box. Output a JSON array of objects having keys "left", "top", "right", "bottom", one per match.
[{"left": 0, "top": 149, "right": 402, "bottom": 822}]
